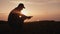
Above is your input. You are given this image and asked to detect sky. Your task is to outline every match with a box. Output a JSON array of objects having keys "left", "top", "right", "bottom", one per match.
[{"left": 0, "top": 0, "right": 60, "bottom": 22}]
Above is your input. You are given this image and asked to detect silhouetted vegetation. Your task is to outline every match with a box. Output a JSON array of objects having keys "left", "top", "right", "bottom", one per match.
[{"left": 0, "top": 20, "right": 60, "bottom": 34}]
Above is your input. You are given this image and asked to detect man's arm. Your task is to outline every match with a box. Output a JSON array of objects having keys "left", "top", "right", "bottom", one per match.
[{"left": 16, "top": 12, "right": 33, "bottom": 20}]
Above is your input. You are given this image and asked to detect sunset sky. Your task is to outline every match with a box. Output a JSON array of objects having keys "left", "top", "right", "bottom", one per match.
[{"left": 0, "top": 0, "right": 60, "bottom": 22}]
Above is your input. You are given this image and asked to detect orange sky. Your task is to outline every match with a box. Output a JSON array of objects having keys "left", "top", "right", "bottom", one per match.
[{"left": 0, "top": 0, "right": 60, "bottom": 21}]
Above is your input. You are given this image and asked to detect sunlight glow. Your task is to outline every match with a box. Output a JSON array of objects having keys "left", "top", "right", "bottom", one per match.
[{"left": 21, "top": 9, "right": 28, "bottom": 15}]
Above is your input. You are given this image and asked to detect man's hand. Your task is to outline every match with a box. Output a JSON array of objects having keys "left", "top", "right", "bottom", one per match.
[{"left": 27, "top": 16, "right": 33, "bottom": 19}]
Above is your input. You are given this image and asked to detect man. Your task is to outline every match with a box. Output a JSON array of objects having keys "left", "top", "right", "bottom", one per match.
[{"left": 8, "top": 3, "right": 32, "bottom": 33}]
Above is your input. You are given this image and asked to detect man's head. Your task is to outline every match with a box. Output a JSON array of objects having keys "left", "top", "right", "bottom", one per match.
[{"left": 17, "top": 3, "right": 25, "bottom": 10}]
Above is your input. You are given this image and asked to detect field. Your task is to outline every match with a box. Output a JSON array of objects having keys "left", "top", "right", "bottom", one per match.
[{"left": 0, "top": 20, "right": 60, "bottom": 34}]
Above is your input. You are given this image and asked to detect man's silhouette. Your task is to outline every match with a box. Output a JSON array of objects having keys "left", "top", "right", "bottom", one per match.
[{"left": 8, "top": 3, "right": 32, "bottom": 33}]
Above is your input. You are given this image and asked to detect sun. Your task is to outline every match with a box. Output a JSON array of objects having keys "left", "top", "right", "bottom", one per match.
[{"left": 21, "top": 9, "right": 28, "bottom": 15}]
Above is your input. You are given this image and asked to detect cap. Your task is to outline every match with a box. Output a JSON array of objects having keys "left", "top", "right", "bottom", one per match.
[{"left": 18, "top": 3, "right": 25, "bottom": 8}]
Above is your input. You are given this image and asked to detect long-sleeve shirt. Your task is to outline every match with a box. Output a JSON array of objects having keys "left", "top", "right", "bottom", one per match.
[{"left": 8, "top": 8, "right": 27, "bottom": 25}]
